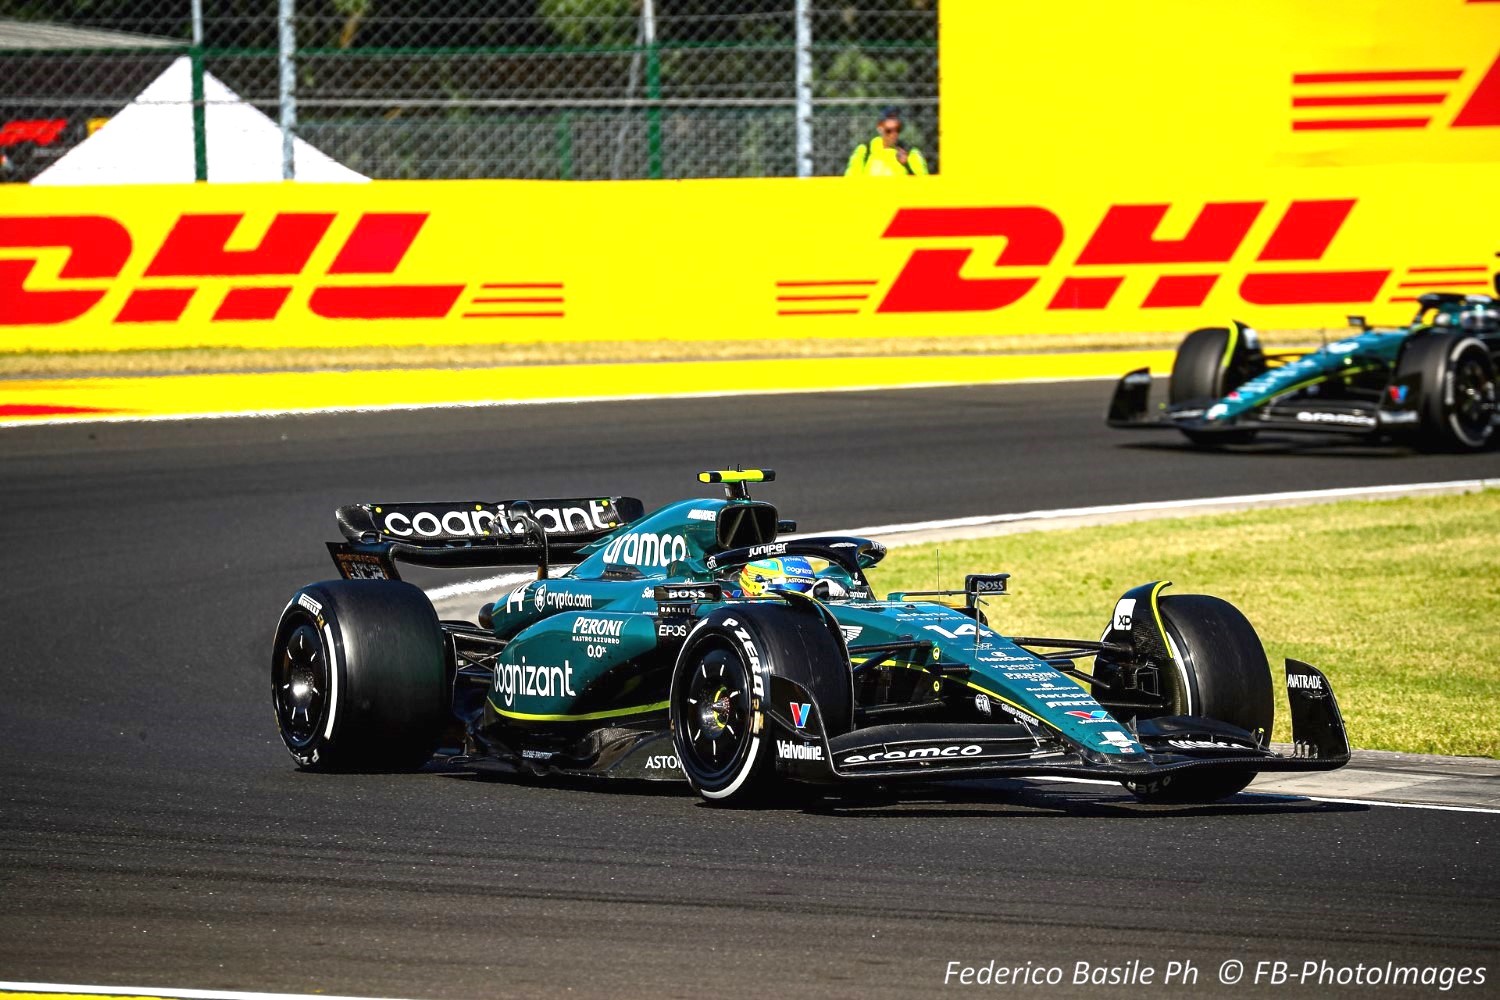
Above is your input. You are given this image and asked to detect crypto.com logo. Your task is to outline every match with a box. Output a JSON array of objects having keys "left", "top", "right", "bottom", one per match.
[
  {"left": 0, "top": 212, "right": 563, "bottom": 326},
  {"left": 776, "top": 199, "right": 1390, "bottom": 316}
]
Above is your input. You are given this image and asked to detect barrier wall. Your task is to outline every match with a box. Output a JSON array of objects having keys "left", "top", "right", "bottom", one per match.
[{"left": 2, "top": 0, "right": 1496, "bottom": 351}]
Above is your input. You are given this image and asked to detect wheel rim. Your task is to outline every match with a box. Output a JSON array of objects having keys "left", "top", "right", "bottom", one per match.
[
  {"left": 275, "top": 622, "right": 328, "bottom": 748},
  {"left": 1448, "top": 352, "right": 1495, "bottom": 443},
  {"left": 677, "top": 645, "right": 753, "bottom": 782}
]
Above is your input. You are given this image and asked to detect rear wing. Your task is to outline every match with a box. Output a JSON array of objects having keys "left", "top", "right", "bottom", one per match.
[{"left": 329, "top": 496, "right": 644, "bottom": 574}]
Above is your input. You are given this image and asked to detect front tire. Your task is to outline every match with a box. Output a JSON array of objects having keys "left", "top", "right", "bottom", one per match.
[
  {"left": 1124, "top": 594, "right": 1273, "bottom": 803},
  {"left": 271, "top": 579, "right": 449, "bottom": 771},
  {"left": 1170, "top": 327, "right": 1261, "bottom": 446},
  {"left": 669, "top": 603, "right": 852, "bottom": 806}
]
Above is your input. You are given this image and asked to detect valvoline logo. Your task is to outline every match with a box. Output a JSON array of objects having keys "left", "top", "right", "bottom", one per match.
[
  {"left": 1066, "top": 710, "right": 1111, "bottom": 722},
  {"left": 790, "top": 702, "right": 812, "bottom": 728}
]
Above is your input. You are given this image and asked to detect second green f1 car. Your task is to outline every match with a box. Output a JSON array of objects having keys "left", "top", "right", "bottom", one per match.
[{"left": 1108, "top": 287, "right": 1499, "bottom": 450}]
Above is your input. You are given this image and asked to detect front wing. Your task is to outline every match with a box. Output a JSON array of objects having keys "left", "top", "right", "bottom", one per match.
[
  {"left": 770, "top": 660, "right": 1348, "bottom": 785},
  {"left": 1106, "top": 368, "right": 1418, "bottom": 438}
]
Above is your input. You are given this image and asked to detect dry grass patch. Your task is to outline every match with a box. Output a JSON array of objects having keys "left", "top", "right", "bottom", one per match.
[{"left": 0, "top": 328, "right": 1333, "bottom": 379}]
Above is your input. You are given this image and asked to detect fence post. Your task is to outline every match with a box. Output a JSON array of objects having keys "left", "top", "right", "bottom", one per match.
[
  {"left": 794, "top": 0, "right": 812, "bottom": 177},
  {"left": 190, "top": 0, "right": 207, "bottom": 181},
  {"left": 643, "top": 0, "right": 662, "bottom": 179},
  {"left": 277, "top": 0, "right": 297, "bottom": 180}
]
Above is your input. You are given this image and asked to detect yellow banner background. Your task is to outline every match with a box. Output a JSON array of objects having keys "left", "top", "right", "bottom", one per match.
[{"left": 1, "top": 0, "right": 1495, "bottom": 352}]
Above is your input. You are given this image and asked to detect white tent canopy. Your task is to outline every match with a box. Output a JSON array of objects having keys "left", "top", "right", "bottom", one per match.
[{"left": 32, "top": 55, "right": 367, "bottom": 185}]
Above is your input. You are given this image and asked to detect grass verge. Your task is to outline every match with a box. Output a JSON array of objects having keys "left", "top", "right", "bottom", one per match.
[{"left": 870, "top": 489, "right": 1500, "bottom": 758}]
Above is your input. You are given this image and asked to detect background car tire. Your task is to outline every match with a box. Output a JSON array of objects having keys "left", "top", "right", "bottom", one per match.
[
  {"left": 1124, "top": 594, "right": 1273, "bottom": 803},
  {"left": 1396, "top": 334, "right": 1497, "bottom": 452},
  {"left": 670, "top": 603, "right": 851, "bottom": 806},
  {"left": 1169, "top": 327, "right": 1261, "bottom": 446},
  {"left": 271, "top": 579, "right": 448, "bottom": 771}
]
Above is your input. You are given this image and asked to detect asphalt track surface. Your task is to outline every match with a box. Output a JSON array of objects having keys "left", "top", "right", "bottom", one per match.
[{"left": 3, "top": 381, "right": 1497, "bottom": 999}]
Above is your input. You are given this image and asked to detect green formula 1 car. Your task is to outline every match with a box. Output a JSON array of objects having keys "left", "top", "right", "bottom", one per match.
[
  {"left": 271, "top": 470, "right": 1349, "bottom": 806},
  {"left": 1108, "top": 287, "right": 1499, "bottom": 450}
]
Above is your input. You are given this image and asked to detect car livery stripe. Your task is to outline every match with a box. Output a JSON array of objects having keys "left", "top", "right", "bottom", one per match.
[
  {"left": 485, "top": 697, "right": 670, "bottom": 722},
  {"left": 1253, "top": 364, "right": 1381, "bottom": 405},
  {"left": 1220, "top": 321, "right": 1238, "bottom": 372},
  {"left": 868, "top": 658, "right": 1084, "bottom": 740},
  {"left": 961, "top": 678, "right": 1074, "bottom": 737},
  {"left": 1147, "top": 580, "right": 1172, "bottom": 670}
]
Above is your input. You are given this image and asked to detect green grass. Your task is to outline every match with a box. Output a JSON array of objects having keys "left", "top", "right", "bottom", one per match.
[{"left": 869, "top": 490, "right": 1500, "bottom": 758}]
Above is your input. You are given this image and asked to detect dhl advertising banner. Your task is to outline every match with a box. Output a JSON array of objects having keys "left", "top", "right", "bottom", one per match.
[{"left": 1, "top": 0, "right": 1497, "bottom": 353}]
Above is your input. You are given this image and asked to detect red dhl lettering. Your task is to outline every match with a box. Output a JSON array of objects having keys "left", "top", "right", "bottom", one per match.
[
  {"left": 0, "top": 118, "right": 69, "bottom": 148},
  {"left": 872, "top": 199, "right": 1391, "bottom": 313},
  {"left": 1291, "top": 52, "right": 1500, "bottom": 130},
  {"left": 1453, "top": 53, "right": 1500, "bottom": 127},
  {"left": 0, "top": 211, "right": 469, "bottom": 326}
]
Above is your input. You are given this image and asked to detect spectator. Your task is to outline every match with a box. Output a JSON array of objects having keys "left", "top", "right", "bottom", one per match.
[{"left": 844, "top": 106, "right": 929, "bottom": 176}]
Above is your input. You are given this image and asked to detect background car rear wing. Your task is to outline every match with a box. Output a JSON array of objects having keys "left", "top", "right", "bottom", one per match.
[{"left": 330, "top": 496, "right": 644, "bottom": 574}]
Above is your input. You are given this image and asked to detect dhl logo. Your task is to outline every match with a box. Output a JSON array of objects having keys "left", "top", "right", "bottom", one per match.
[
  {"left": 1291, "top": 50, "right": 1500, "bottom": 131},
  {"left": 0, "top": 212, "right": 564, "bottom": 326},
  {"left": 778, "top": 199, "right": 1390, "bottom": 316}
]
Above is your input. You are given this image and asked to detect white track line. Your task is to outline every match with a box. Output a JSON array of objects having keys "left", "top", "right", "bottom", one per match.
[
  {"left": 424, "top": 569, "right": 536, "bottom": 603},
  {"left": 837, "top": 478, "right": 1495, "bottom": 539},
  {"left": 0, "top": 985, "right": 405, "bottom": 1000},
  {"left": 421, "top": 479, "right": 1494, "bottom": 605},
  {"left": 1011, "top": 778, "right": 1500, "bottom": 814},
  {"left": 1250, "top": 795, "right": 1500, "bottom": 815}
]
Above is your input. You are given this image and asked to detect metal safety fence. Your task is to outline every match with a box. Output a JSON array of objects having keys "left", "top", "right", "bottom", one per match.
[{"left": 0, "top": 1, "right": 938, "bottom": 182}]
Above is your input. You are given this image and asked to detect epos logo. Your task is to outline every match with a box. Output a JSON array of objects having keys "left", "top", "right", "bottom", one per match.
[
  {"left": 777, "top": 199, "right": 1392, "bottom": 316},
  {"left": 0, "top": 212, "right": 564, "bottom": 326}
]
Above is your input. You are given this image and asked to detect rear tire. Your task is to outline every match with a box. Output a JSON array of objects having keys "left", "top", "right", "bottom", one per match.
[
  {"left": 1170, "top": 327, "right": 1260, "bottom": 446},
  {"left": 1124, "top": 594, "right": 1272, "bottom": 803},
  {"left": 1396, "top": 334, "right": 1497, "bottom": 452},
  {"left": 271, "top": 580, "right": 449, "bottom": 771}
]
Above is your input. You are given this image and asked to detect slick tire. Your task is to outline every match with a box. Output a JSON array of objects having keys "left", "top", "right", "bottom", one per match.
[
  {"left": 1170, "top": 327, "right": 1259, "bottom": 446},
  {"left": 1396, "top": 334, "right": 1497, "bottom": 452},
  {"left": 669, "top": 603, "right": 851, "bottom": 807},
  {"left": 271, "top": 579, "right": 449, "bottom": 771},
  {"left": 1124, "top": 594, "right": 1273, "bottom": 803}
]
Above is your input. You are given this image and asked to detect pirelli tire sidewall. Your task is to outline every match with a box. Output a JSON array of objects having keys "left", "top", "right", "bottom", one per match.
[
  {"left": 669, "top": 602, "right": 852, "bottom": 805},
  {"left": 271, "top": 579, "right": 449, "bottom": 772},
  {"left": 1126, "top": 594, "right": 1272, "bottom": 804},
  {"left": 1169, "top": 327, "right": 1234, "bottom": 405},
  {"left": 1398, "top": 333, "right": 1497, "bottom": 452}
]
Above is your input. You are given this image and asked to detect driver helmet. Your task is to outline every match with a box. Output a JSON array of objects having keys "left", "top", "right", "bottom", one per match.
[
  {"left": 738, "top": 555, "right": 816, "bottom": 597},
  {"left": 1460, "top": 301, "right": 1498, "bottom": 332}
]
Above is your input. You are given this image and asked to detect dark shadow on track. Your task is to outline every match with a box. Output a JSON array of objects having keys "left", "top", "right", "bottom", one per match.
[
  {"left": 797, "top": 780, "right": 1368, "bottom": 819},
  {"left": 1115, "top": 438, "right": 1426, "bottom": 459},
  {"left": 434, "top": 766, "right": 1364, "bottom": 818}
]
